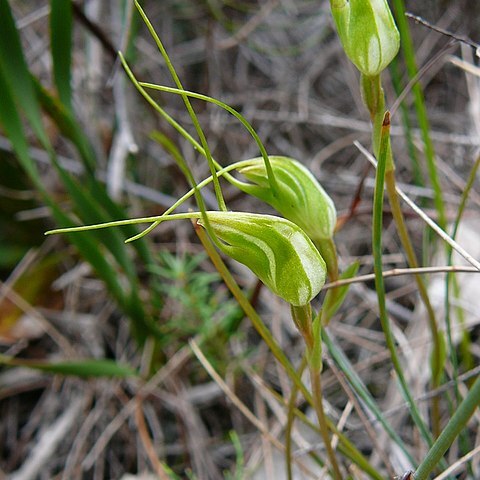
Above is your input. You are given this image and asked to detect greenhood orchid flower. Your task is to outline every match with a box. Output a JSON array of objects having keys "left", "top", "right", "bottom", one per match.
[
  {"left": 235, "top": 156, "right": 336, "bottom": 244},
  {"left": 198, "top": 211, "right": 326, "bottom": 306},
  {"left": 330, "top": 0, "right": 400, "bottom": 77},
  {"left": 232, "top": 156, "right": 338, "bottom": 280}
]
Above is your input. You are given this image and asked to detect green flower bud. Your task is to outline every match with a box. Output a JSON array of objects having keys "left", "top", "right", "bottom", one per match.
[
  {"left": 235, "top": 156, "right": 336, "bottom": 243},
  {"left": 330, "top": 0, "right": 400, "bottom": 77},
  {"left": 199, "top": 212, "right": 326, "bottom": 306}
]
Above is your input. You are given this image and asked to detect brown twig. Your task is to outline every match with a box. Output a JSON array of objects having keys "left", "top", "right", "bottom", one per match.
[{"left": 322, "top": 265, "right": 480, "bottom": 291}]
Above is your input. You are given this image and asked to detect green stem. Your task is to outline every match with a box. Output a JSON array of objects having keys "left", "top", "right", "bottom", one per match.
[
  {"left": 372, "top": 112, "right": 435, "bottom": 449},
  {"left": 415, "top": 374, "right": 480, "bottom": 480},
  {"left": 194, "top": 222, "right": 314, "bottom": 405},
  {"left": 365, "top": 72, "right": 443, "bottom": 437},
  {"left": 133, "top": 0, "right": 226, "bottom": 212},
  {"left": 291, "top": 304, "right": 342, "bottom": 479},
  {"left": 309, "top": 365, "right": 343, "bottom": 480},
  {"left": 361, "top": 74, "right": 385, "bottom": 157},
  {"left": 385, "top": 169, "right": 443, "bottom": 437},
  {"left": 291, "top": 304, "right": 314, "bottom": 350},
  {"left": 285, "top": 356, "right": 308, "bottom": 480}
]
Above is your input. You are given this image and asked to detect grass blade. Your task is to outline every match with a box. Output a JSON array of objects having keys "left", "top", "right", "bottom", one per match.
[
  {"left": 390, "top": 0, "right": 446, "bottom": 229},
  {"left": 0, "top": 355, "right": 137, "bottom": 378},
  {"left": 50, "top": 0, "right": 73, "bottom": 112},
  {"left": 372, "top": 112, "right": 440, "bottom": 456}
]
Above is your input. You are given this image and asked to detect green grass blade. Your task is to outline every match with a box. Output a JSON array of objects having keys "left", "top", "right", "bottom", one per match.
[
  {"left": 0, "top": 0, "right": 51, "bottom": 150},
  {"left": 372, "top": 112, "right": 438, "bottom": 453},
  {"left": 322, "top": 331, "right": 414, "bottom": 464},
  {"left": 390, "top": 0, "right": 446, "bottom": 229},
  {"left": 32, "top": 79, "right": 154, "bottom": 267},
  {"left": 0, "top": 9, "right": 157, "bottom": 344},
  {"left": 0, "top": 355, "right": 137, "bottom": 378},
  {"left": 415, "top": 374, "right": 480, "bottom": 480},
  {"left": 50, "top": 0, "right": 73, "bottom": 112},
  {"left": 444, "top": 154, "right": 480, "bottom": 396},
  {"left": 389, "top": 57, "right": 424, "bottom": 187},
  {"left": 0, "top": 65, "right": 132, "bottom": 319}
]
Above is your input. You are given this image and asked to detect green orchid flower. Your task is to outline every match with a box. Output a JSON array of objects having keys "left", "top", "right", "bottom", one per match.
[
  {"left": 235, "top": 156, "right": 336, "bottom": 244},
  {"left": 231, "top": 156, "right": 338, "bottom": 280},
  {"left": 198, "top": 211, "right": 326, "bottom": 306},
  {"left": 330, "top": 0, "right": 400, "bottom": 77}
]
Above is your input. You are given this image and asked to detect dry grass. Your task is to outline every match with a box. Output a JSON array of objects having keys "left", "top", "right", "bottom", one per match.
[{"left": 1, "top": 1, "right": 480, "bottom": 479}]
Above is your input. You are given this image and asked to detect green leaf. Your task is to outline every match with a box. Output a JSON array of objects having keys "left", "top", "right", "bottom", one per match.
[
  {"left": 0, "top": 355, "right": 138, "bottom": 378},
  {"left": 33, "top": 79, "right": 154, "bottom": 268},
  {"left": 0, "top": 0, "right": 51, "bottom": 149},
  {"left": 50, "top": 0, "right": 73, "bottom": 111},
  {"left": 322, "top": 330, "right": 415, "bottom": 464}
]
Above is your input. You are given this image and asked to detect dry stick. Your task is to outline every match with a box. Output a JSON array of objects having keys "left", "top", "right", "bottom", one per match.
[
  {"left": 134, "top": 399, "right": 170, "bottom": 480},
  {"left": 322, "top": 265, "right": 479, "bottom": 290},
  {"left": 433, "top": 443, "right": 480, "bottom": 480},
  {"left": 82, "top": 344, "right": 194, "bottom": 469},
  {"left": 10, "top": 398, "right": 85, "bottom": 480},
  {"left": 0, "top": 280, "right": 74, "bottom": 356},
  {"left": 405, "top": 12, "right": 480, "bottom": 53},
  {"left": 355, "top": 141, "right": 480, "bottom": 271}
]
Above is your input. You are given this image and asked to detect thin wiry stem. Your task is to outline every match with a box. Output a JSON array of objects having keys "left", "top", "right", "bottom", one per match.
[{"left": 322, "top": 265, "right": 480, "bottom": 290}]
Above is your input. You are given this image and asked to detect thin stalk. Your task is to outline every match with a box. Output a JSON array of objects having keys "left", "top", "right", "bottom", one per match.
[
  {"left": 291, "top": 304, "right": 342, "bottom": 479},
  {"left": 385, "top": 168, "right": 443, "bottom": 436},
  {"left": 196, "top": 228, "right": 378, "bottom": 477},
  {"left": 414, "top": 374, "right": 480, "bottom": 480},
  {"left": 133, "top": 0, "right": 226, "bottom": 212},
  {"left": 444, "top": 155, "right": 480, "bottom": 400},
  {"left": 365, "top": 71, "right": 443, "bottom": 436},
  {"left": 309, "top": 365, "right": 342, "bottom": 480},
  {"left": 285, "top": 356, "right": 308, "bottom": 480},
  {"left": 372, "top": 112, "right": 436, "bottom": 449}
]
